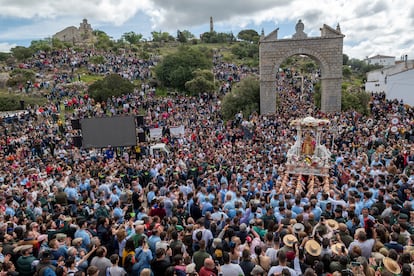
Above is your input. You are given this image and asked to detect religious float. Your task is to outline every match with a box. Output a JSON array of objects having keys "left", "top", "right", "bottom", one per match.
[{"left": 285, "top": 116, "right": 331, "bottom": 176}]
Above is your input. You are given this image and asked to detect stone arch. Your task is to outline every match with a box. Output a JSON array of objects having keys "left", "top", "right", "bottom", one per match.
[
  {"left": 259, "top": 20, "right": 345, "bottom": 114},
  {"left": 272, "top": 48, "right": 330, "bottom": 78}
]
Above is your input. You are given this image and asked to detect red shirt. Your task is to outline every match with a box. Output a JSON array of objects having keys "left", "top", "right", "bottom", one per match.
[
  {"left": 149, "top": 207, "right": 166, "bottom": 220},
  {"left": 199, "top": 267, "right": 217, "bottom": 276}
]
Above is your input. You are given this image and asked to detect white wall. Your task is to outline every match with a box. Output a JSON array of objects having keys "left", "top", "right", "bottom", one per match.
[
  {"left": 365, "top": 61, "right": 414, "bottom": 95},
  {"left": 367, "top": 57, "right": 395, "bottom": 67},
  {"left": 366, "top": 70, "right": 386, "bottom": 93},
  {"left": 386, "top": 68, "right": 414, "bottom": 106}
]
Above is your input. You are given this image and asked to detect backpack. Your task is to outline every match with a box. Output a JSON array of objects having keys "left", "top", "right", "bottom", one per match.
[
  {"left": 123, "top": 252, "right": 136, "bottom": 274},
  {"left": 174, "top": 269, "right": 186, "bottom": 276},
  {"left": 43, "top": 267, "right": 57, "bottom": 276},
  {"left": 35, "top": 266, "right": 57, "bottom": 276}
]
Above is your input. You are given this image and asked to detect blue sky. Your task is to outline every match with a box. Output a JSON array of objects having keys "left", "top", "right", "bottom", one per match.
[{"left": 0, "top": 0, "right": 413, "bottom": 60}]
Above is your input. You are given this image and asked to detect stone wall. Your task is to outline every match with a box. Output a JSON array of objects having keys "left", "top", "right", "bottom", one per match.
[
  {"left": 52, "top": 19, "right": 95, "bottom": 45},
  {"left": 259, "top": 21, "right": 344, "bottom": 114}
]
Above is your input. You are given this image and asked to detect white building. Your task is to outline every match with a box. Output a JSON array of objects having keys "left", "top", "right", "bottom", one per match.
[
  {"left": 365, "top": 60, "right": 414, "bottom": 106},
  {"left": 365, "top": 54, "right": 395, "bottom": 67}
]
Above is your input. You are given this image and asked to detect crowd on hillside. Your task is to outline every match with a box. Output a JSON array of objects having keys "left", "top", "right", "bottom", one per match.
[{"left": 1, "top": 48, "right": 414, "bottom": 276}]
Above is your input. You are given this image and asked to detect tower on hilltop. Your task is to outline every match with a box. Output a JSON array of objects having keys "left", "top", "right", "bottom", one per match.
[{"left": 210, "top": 16, "right": 214, "bottom": 33}]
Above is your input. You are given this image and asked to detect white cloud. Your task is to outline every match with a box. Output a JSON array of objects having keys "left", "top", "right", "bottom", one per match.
[
  {"left": 0, "top": 0, "right": 153, "bottom": 25},
  {"left": 0, "top": 42, "right": 16, "bottom": 52},
  {"left": 0, "top": 0, "right": 413, "bottom": 59}
]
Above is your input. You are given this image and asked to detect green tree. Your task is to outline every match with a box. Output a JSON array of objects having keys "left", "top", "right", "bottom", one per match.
[
  {"left": 177, "top": 30, "right": 187, "bottom": 43},
  {"left": 51, "top": 38, "right": 63, "bottom": 49},
  {"left": 30, "top": 39, "right": 52, "bottom": 52},
  {"left": 151, "top": 31, "right": 175, "bottom": 42},
  {"left": 185, "top": 69, "right": 215, "bottom": 95},
  {"left": 0, "top": 94, "right": 47, "bottom": 111},
  {"left": 0, "top": 52, "right": 12, "bottom": 62},
  {"left": 348, "top": 58, "right": 382, "bottom": 79},
  {"left": 231, "top": 42, "right": 259, "bottom": 59},
  {"left": 93, "top": 30, "right": 114, "bottom": 50},
  {"left": 314, "top": 83, "right": 370, "bottom": 115},
  {"left": 200, "top": 31, "right": 235, "bottom": 43},
  {"left": 122, "top": 31, "right": 143, "bottom": 45},
  {"left": 88, "top": 74, "right": 135, "bottom": 102},
  {"left": 343, "top": 54, "right": 349, "bottom": 65},
  {"left": 313, "top": 82, "right": 321, "bottom": 108},
  {"left": 237, "top": 29, "right": 259, "bottom": 43},
  {"left": 343, "top": 65, "right": 352, "bottom": 79},
  {"left": 179, "top": 30, "right": 194, "bottom": 40},
  {"left": 304, "top": 61, "right": 316, "bottom": 73},
  {"left": 6, "top": 68, "right": 36, "bottom": 87},
  {"left": 342, "top": 90, "right": 370, "bottom": 115},
  {"left": 10, "top": 46, "right": 34, "bottom": 61},
  {"left": 154, "top": 46, "right": 212, "bottom": 91},
  {"left": 221, "top": 76, "right": 260, "bottom": 120}
]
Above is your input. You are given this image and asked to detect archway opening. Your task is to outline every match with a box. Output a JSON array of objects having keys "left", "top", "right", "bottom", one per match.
[
  {"left": 275, "top": 54, "right": 322, "bottom": 116},
  {"left": 259, "top": 21, "right": 344, "bottom": 114}
]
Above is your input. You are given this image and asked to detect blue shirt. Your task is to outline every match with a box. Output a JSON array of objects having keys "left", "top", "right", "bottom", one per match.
[
  {"left": 74, "top": 229, "right": 91, "bottom": 249},
  {"left": 201, "top": 202, "right": 213, "bottom": 216},
  {"left": 113, "top": 207, "right": 124, "bottom": 223},
  {"left": 147, "top": 235, "right": 161, "bottom": 256},
  {"left": 312, "top": 206, "right": 323, "bottom": 221},
  {"left": 64, "top": 187, "right": 79, "bottom": 202},
  {"left": 292, "top": 205, "right": 304, "bottom": 215},
  {"left": 79, "top": 180, "right": 90, "bottom": 192}
]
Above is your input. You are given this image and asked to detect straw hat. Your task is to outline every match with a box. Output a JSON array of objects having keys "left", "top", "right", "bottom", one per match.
[
  {"left": 251, "top": 265, "right": 265, "bottom": 275},
  {"left": 304, "top": 240, "right": 322, "bottom": 257},
  {"left": 326, "top": 219, "right": 339, "bottom": 230},
  {"left": 371, "top": 252, "right": 385, "bottom": 264},
  {"left": 293, "top": 223, "right": 305, "bottom": 234},
  {"left": 383, "top": 257, "right": 401, "bottom": 275},
  {"left": 72, "top": 237, "right": 83, "bottom": 245},
  {"left": 331, "top": 242, "right": 348, "bottom": 255},
  {"left": 56, "top": 233, "right": 67, "bottom": 241},
  {"left": 282, "top": 234, "right": 298, "bottom": 247},
  {"left": 13, "top": 244, "right": 33, "bottom": 253}
]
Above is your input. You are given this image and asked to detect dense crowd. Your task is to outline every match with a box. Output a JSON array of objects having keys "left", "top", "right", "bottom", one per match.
[{"left": 1, "top": 48, "right": 414, "bottom": 276}]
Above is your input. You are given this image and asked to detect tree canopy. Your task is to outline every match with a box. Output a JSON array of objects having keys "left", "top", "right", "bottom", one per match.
[
  {"left": 231, "top": 42, "right": 259, "bottom": 60},
  {"left": 185, "top": 69, "right": 215, "bottom": 95},
  {"left": 88, "top": 74, "right": 135, "bottom": 102},
  {"left": 221, "top": 76, "right": 260, "bottom": 120},
  {"left": 313, "top": 82, "right": 370, "bottom": 115},
  {"left": 237, "top": 29, "right": 260, "bottom": 43},
  {"left": 154, "top": 46, "right": 212, "bottom": 91},
  {"left": 122, "top": 31, "right": 143, "bottom": 45},
  {"left": 177, "top": 30, "right": 195, "bottom": 43},
  {"left": 10, "top": 46, "right": 34, "bottom": 61},
  {"left": 151, "top": 31, "right": 175, "bottom": 42},
  {"left": 93, "top": 30, "right": 114, "bottom": 50},
  {"left": 6, "top": 68, "right": 36, "bottom": 87},
  {"left": 200, "top": 31, "right": 236, "bottom": 43}
]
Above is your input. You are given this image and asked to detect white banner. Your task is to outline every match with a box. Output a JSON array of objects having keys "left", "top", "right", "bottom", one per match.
[
  {"left": 149, "top": 128, "right": 163, "bottom": 140},
  {"left": 170, "top": 125, "right": 185, "bottom": 137}
]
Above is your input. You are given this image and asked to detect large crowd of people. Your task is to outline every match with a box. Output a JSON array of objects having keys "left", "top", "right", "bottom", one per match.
[{"left": 0, "top": 47, "right": 414, "bottom": 276}]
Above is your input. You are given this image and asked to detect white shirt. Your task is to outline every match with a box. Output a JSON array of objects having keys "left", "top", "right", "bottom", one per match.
[
  {"left": 220, "top": 263, "right": 245, "bottom": 276},
  {"left": 268, "top": 257, "right": 302, "bottom": 276}
]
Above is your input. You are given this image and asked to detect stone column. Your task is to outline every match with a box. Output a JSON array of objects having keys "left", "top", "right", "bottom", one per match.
[
  {"left": 260, "top": 80, "right": 276, "bottom": 114},
  {"left": 321, "top": 77, "right": 342, "bottom": 112}
]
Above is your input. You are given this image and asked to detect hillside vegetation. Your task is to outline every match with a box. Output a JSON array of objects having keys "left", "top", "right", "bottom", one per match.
[{"left": 0, "top": 29, "right": 379, "bottom": 113}]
